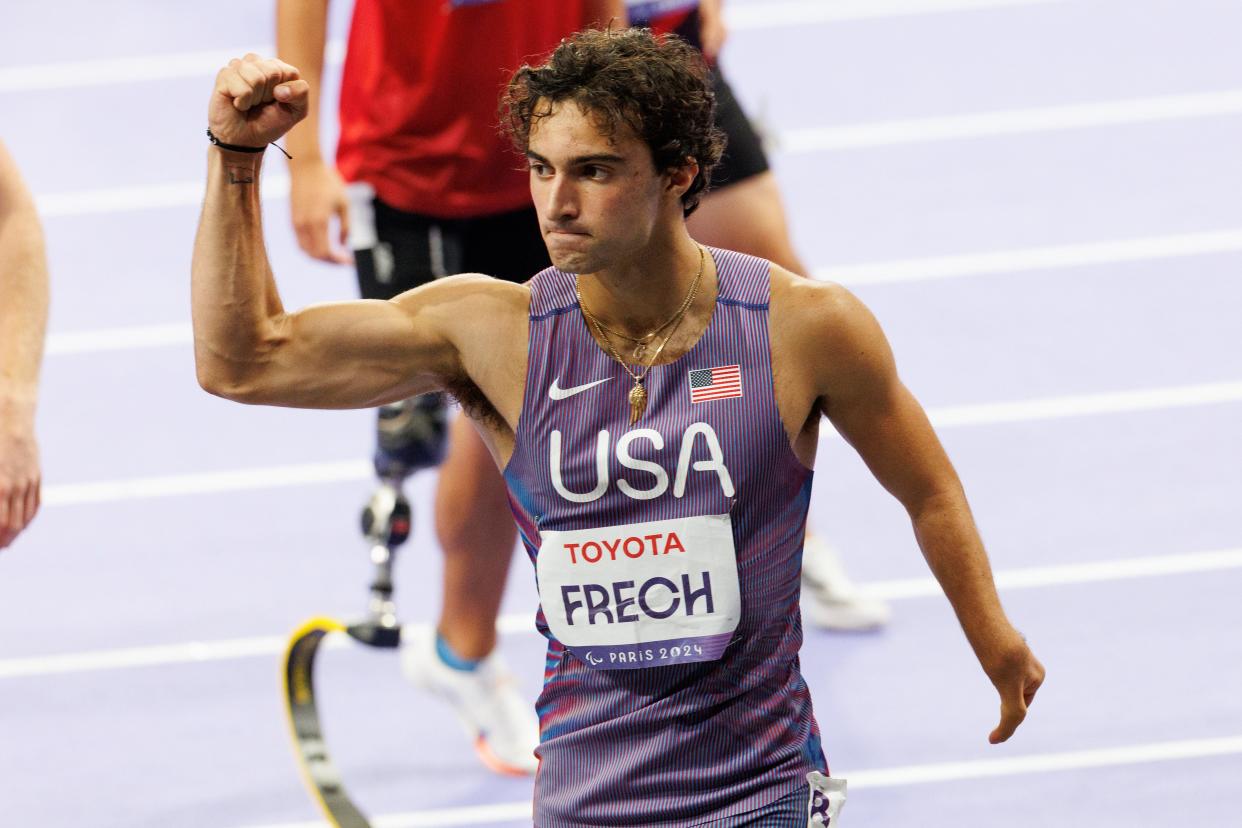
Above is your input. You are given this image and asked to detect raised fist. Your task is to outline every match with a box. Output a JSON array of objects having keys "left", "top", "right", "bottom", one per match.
[{"left": 208, "top": 54, "right": 309, "bottom": 149}]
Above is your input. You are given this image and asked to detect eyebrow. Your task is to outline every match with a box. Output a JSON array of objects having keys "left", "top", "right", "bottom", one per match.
[{"left": 525, "top": 151, "right": 627, "bottom": 166}]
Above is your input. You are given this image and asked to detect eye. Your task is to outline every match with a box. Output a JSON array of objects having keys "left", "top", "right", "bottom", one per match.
[
  {"left": 583, "top": 165, "right": 609, "bottom": 180},
  {"left": 529, "top": 162, "right": 551, "bottom": 177}
]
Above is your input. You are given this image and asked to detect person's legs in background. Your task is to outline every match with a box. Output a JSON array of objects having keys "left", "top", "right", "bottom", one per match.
[
  {"left": 690, "top": 72, "right": 891, "bottom": 632},
  {"left": 351, "top": 186, "right": 540, "bottom": 773}
]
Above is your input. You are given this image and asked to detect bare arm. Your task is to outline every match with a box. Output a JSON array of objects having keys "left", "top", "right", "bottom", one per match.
[
  {"left": 584, "top": 0, "right": 628, "bottom": 27},
  {"left": 697, "top": 0, "right": 728, "bottom": 62},
  {"left": 801, "top": 280, "right": 1044, "bottom": 743},
  {"left": 192, "top": 56, "right": 511, "bottom": 411},
  {"left": 0, "top": 140, "right": 48, "bottom": 548},
  {"left": 276, "top": 0, "right": 352, "bottom": 263}
]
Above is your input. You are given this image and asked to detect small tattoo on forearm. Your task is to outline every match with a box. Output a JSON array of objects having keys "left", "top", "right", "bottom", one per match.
[{"left": 225, "top": 164, "right": 256, "bottom": 185}]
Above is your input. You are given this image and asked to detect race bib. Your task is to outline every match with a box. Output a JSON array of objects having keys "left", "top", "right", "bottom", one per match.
[{"left": 537, "top": 514, "right": 741, "bottom": 670}]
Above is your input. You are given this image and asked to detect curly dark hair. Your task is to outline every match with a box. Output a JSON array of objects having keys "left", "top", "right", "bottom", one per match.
[{"left": 502, "top": 27, "right": 727, "bottom": 216}]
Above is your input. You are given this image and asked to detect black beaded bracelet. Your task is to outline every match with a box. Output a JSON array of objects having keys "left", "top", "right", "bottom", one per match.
[{"left": 206, "top": 128, "right": 291, "bottom": 159}]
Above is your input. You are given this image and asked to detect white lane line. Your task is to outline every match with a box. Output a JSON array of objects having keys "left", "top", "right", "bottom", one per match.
[
  {"left": 5, "top": 548, "right": 1240, "bottom": 680},
  {"left": 47, "top": 322, "right": 192, "bottom": 355},
  {"left": 868, "top": 547, "right": 1242, "bottom": 600},
  {"left": 848, "top": 736, "right": 1242, "bottom": 786},
  {"left": 36, "top": 174, "right": 289, "bottom": 218},
  {"left": 0, "top": 42, "right": 346, "bottom": 93},
  {"left": 33, "top": 85, "right": 1242, "bottom": 218},
  {"left": 41, "top": 228, "right": 1242, "bottom": 358},
  {"left": 815, "top": 229, "right": 1242, "bottom": 286},
  {"left": 232, "top": 735, "right": 1242, "bottom": 828},
  {"left": 928, "top": 381, "right": 1242, "bottom": 429},
  {"left": 726, "top": 0, "right": 1063, "bottom": 29},
  {"left": 42, "top": 460, "right": 372, "bottom": 506},
  {"left": 784, "top": 89, "right": 1242, "bottom": 153},
  {"left": 35, "top": 380, "right": 1242, "bottom": 508},
  {"left": 0, "top": 0, "right": 1058, "bottom": 94}
]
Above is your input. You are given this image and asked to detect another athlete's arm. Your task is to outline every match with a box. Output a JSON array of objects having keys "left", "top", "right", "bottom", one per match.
[
  {"left": 795, "top": 278, "right": 1045, "bottom": 744},
  {"left": 192, "top": 56, "right": 506, "bottom": 411},
  {"left": 0, "top": 140, "right": 48, "bottom": 549},
  {"left": 585, "top": 0, "right": 628, "bottom": 27},
  {"left": 276, "top": 0, "right": 351, "bottom": 264},
  {"left": 697, "top": 0, "right": 728, "bottom": 62}
]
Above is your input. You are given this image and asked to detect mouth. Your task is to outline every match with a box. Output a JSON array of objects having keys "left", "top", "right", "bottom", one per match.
[{"left": 546, "top": 227, "right": 589, "bottom": 237}]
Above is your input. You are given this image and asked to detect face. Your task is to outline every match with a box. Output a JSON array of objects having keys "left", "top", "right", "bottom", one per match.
[{"left": 526, "top": 101, "right": 693, "bottom": 274}]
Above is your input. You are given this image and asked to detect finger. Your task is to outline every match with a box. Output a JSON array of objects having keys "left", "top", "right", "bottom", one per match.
[
  {"left": 272, "top": 59, "right": 302, "bottom": 82},
  {"left": 273, "top": 79, "right": 311, "bottom": 114},
  {"left": 0, "top": 485, "right": 11, "bottom": 541},
  {"left": 256, "top": 58, "right": 288, "bottom": 106},
  {"left": 235, "top": 61, "right": 269, "bottom": 111},
  {"left": 334, "top": 198, "right": 354, "bottom": 264},
  {"left": 1024, "top": 667, "right": 1045, "bottom": 707},
  {"left": 988, "top": 695, "right": 1027, "bottom": 744},
  {"left": 296, "top": 217, "right": 334, "bottom": 263},
  {"left": 24, "top": 477, "right": 40, "bottom": 530},
  {"left": 0, "top": 487, "right": 22, "bottom": 548},
  {"left": 214, "top": 66, "right": 251, "bottom": 110}
]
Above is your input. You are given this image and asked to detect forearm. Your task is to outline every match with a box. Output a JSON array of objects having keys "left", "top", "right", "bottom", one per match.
[
  {"left": 585, "top": 0, "right": 628, "bottom": 26},
  {"left": 191, "top": 149, "right": 286, "bottom": 397},
  {"left": 276, "top": 0, "right": 329, "bottom": 163},
  {"left": 909, "top": 489, "right": 1021, "bottom": 668},
  {"left": 0, "top": 161, "right": 49, "bottom": 426}
]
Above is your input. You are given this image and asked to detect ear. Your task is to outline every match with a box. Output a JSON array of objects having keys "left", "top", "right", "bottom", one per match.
[{"left": 664, "top": 157, "right": 700, "bottom": 201}]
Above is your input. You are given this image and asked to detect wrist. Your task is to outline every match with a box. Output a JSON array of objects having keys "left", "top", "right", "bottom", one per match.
[{"left": 0, "top": 391, "right": 37, "bottom": 430}]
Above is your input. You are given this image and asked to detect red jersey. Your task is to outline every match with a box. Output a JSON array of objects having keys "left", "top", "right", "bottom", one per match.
[{"left": 337, "top": 0, "right": 588, "bottom": 219}]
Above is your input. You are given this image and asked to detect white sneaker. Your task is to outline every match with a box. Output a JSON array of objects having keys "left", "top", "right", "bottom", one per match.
[
  {"left": 801, "top": 534, "right": 891, "bottom": 632},
  {"left": 400, "top": 625, "right": 540, "bottom": 776}
]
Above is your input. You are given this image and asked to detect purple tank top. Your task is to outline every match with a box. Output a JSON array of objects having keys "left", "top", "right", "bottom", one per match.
[{"left": 504, "top": 248, "right": 826, "bottom": 826}]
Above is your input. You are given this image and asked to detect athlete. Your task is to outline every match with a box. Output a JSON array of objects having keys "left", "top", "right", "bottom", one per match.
[
  {"left": 276, "top": 0, "right": 625, "bottom": 775},
  {"left": 194, "top": 30, "right": 1044, "bottom": 826},
  {"left": 0, "top": 139, "right": 48, "bottom": 550},
  {"left": 626, "top": 0, "right": 892, "bottom": 630}
]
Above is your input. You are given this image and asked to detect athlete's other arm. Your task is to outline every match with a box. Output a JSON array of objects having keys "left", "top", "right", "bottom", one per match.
[
  {"left": 0, "top": 140, "right": 48, "bottom": 549},
  {"left": 793, "top": 276, "right": 1045, "bottom": 744},
  {"left": 585, "top": 0, "right": 628, "bottom": 27},
  {"left": 192, "top": 56, "right": 513, "bottom": 411},
  {"left": 697, "top": 0, "right": 728, "bottom": 62},
  {"left": 276, "top": 0, "right": 352, "bottom": 264}
]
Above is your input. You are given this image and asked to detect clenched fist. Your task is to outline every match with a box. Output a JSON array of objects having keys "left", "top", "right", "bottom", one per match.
[{"left": 208, "top": 54, "right": 310, "bottom": 149}]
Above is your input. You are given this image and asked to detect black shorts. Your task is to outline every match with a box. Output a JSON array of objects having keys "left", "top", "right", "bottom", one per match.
[
  {"left": 709, "top": 69, "right": 771, "bottom": 188},
  {"left": 352, "top": 197, "right": 550, "bottom": 301},
  {"left": 670, "top": 9, "right": 771, "bottom": 189}
]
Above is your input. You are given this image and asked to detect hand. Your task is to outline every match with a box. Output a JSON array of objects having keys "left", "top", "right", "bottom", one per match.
[
  {"left": 0, "top": 426, "right": 40, "bottom": 549},
  {"left": 289, "top": 159, "right": 353, "bottom": 264},
  {"left": 698, "top": 0, "right": 728, "bottom": 63},
  {"left": 208, "top": 54, "right": 309, "bottom": 149},
  {"left": 983, "top": 638, "right": 1045, "bottom": 744}
]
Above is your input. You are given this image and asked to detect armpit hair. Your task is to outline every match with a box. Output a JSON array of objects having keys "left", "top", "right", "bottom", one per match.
[{"left": 442, "top": 371, "right": 507, "bottom": 432}]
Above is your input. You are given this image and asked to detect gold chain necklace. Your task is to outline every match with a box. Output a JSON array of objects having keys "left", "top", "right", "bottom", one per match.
[{"left": 576, "top": 245, "right": 705, "bottom": 423}]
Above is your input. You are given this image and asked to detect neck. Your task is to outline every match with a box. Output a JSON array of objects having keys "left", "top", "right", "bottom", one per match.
[{"left": 578, "top": 226, "right": 709, "bottom": 336}]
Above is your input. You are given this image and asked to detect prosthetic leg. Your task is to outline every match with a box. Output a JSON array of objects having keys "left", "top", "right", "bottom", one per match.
[{"left": 282, "top": 396, "right": 447, "bottom": 828}]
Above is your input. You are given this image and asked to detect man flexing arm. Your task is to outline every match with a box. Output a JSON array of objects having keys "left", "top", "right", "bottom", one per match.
[
  {"left": 0, "top": 140, "right": 48, "bottom": 550},
  {"left": 772, "top": 270, "right": 1046, "bottom": 742},
  {"left": 192, "top": 56, "right": 527, "bottom": 436}
]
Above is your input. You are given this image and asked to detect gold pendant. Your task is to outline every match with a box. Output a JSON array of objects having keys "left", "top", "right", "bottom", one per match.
[
  {"left": 632, "top": 342, "right": 648, "bottom": 361},
  {"left": 628, "top": 382, "right": 647, "bottom": 423}
]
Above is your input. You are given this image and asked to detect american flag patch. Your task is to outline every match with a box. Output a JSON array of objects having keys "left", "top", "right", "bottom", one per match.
[{"left": 689, "top": 365, "right": 743, "bottom": 404}]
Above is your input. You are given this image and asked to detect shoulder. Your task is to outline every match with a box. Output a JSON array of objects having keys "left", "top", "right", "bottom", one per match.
[
  {"left": 391, "top": 272, "right": 530, "bottom": 319},
  {"left": 769, "top": 266, "right": 896, "bottom": 397},
  {"left": 770, "top": 266, "right": 877, "bottom": 348}
]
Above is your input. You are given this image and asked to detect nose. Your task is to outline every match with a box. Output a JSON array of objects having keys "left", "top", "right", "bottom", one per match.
[{"left": 544, "top": 173, "right": 579, "bottom": 223}]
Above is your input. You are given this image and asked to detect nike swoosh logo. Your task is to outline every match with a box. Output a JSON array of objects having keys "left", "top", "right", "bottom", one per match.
[{"left": 549, "top": 377, "right": 612, "bottom": 400}]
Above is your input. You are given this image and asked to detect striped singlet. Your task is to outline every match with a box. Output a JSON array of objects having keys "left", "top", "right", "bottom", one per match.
[{"left": 504, "top": 249, "right": 827, "bottom": 827}]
